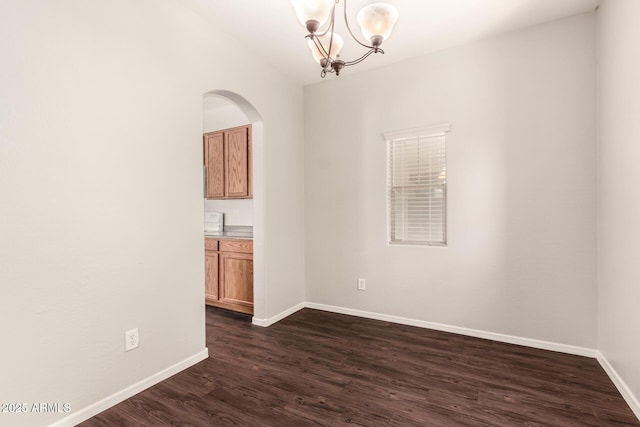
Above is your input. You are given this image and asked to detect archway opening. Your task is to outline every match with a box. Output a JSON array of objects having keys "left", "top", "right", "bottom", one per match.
[{"left": 202, "top": 90, "right": 265, "bottom": 321}]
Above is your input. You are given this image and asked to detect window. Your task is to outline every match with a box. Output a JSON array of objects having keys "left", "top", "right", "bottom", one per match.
[{"left": 385, "top": 123, "right": 450, "bottom": 246}]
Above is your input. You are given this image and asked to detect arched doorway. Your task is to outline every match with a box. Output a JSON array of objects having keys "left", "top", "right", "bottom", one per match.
[{"left": 203, "top": 90, "right": 265, "bottom": 321}]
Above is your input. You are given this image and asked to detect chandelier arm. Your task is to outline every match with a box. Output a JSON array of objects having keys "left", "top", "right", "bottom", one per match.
[
  {"left": 342, "top": 48, "right": 383, "bottom": 67},
  {"left": 326, "top": 14, "right": 335, "bottom": 62},
  {"left": 343, "top": 0, "right": 376, "bottom": 50},
  {"left": 308, "top": 34, "right": 332, "bottom": 62},
  {"left": 320, "top": 65, "right": 337, "bottom": 77},
  {"left": 315, "top": 1, "right": 337, "bottom": 38},
  {"left": 311, "top": 2, "right": 338, "bottom": 64}
]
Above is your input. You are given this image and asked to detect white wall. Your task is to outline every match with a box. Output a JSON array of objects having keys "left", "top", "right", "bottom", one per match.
[
  {"left": 203, "top": 96, "right": 250, "bottom": 132},
  {"left": 0, "top": 0, "right": 304, "bottom": 425},
  {"left": 304, "top": 13, "right": 597, "bottom": 348},
  {"left": 597, "top": 0, "right": 640, "bottom": 411},
  {"left": 204, "top": 199, "right": 253, "bottom": 227}
]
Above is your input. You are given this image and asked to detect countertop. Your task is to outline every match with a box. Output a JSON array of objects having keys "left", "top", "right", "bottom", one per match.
[{"left": 204, "top": 226, "right": 253, "bottom": 240}]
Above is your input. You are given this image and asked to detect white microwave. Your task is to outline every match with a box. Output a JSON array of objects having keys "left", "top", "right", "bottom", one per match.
[{"left": 204, "top": 212, "right": 223, "bottom": 232}]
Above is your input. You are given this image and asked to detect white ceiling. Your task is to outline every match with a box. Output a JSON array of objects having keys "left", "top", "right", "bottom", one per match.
[{"left": 185, "top": 0, "right": 599, "bottom": 86}]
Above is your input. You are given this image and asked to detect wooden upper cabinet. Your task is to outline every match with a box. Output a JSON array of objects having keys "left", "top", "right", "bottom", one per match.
[
  {"left": 204, "top": 125, "right": 252, "bottom": 200},
  {"left": 204, "top": 132, "right": 224, "bottom": 199},
  {"left": 225, "top": 127, "right": 249, "bottom": 198}
]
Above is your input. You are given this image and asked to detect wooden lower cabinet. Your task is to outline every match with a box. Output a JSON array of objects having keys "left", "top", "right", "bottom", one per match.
[
  {"left": 204, "top": 251, "right": 219, "bottom": 301},
  {"left": 219, "top": 251, "right": 253, "bottom": 312},
  {"left": 205, "top": 238, "right": 253, "bottom": 315}
]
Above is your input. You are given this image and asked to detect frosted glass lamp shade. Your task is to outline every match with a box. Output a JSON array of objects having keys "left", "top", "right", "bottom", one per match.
[
  {"left": 308, "top": 33, "right": 344, "bottom": 62},
  {"left": 356, "top": 2, "right": 398, "bottom": 44},
  {"left": 291, "top": 0, "right": 334, "bottom": 29}
]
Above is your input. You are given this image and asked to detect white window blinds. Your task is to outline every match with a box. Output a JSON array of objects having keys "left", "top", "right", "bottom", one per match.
[{"left": 385, "top": 124, "right": 450, "bottom": 246}]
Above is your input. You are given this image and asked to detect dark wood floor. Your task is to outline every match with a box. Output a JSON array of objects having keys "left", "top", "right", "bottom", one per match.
[{"left": 80, "top": 307, "right": 640, "bottom": 426}]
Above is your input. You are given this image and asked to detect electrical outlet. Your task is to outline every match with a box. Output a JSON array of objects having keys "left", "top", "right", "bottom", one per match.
[
  {"left": 357, "top": 278, "right": 366, "bottom": 291},
  {"left": 125, "top": 328, "right": 139, "bottom": 352}
]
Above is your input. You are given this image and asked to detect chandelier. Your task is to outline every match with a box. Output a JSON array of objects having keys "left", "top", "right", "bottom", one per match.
[{"left": 291, "top": 0, "right": 399, "bottom": 77}]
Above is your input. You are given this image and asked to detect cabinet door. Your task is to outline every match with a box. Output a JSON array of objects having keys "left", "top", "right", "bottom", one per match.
[
  {"left": 219, "top": 251, "right": 253, "bottom": 312},
  {"left": 204, "top": 132, "right": 224, "bottom": 199},
  {"left": 224, "top": 127, "right": 249, "bottom": 198},
  {"left": 204, "top": 251, "right": 219, "bottom": 302}
]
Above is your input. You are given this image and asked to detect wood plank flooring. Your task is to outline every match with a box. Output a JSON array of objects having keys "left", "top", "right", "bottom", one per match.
[{"left": 80, "top": 307, "right": 640, "bottom": 426}]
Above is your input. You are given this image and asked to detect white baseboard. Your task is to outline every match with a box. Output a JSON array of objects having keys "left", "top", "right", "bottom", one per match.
[
  {"left": 49, "top": 349, "right": 209, "bottom": 427},
  {"left": 597, "top": 352, "right": 640, "bottom": 421},
  {"left": 252, "top": 302, "right": 305, "bottom": 327},
  {"left": 305, "top": 302, "right": 599, "bottom": 358}
]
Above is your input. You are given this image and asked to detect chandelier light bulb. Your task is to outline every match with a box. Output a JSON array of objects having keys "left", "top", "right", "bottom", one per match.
[
  {"left": 308, "top": 33, "right": 344, "bottom": 63},
  {"left": 356, "top": 2, "right": 399, "bottom": 46},
  {"left": 291, "top": 0, "right": 334, "bottom": 32}
]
